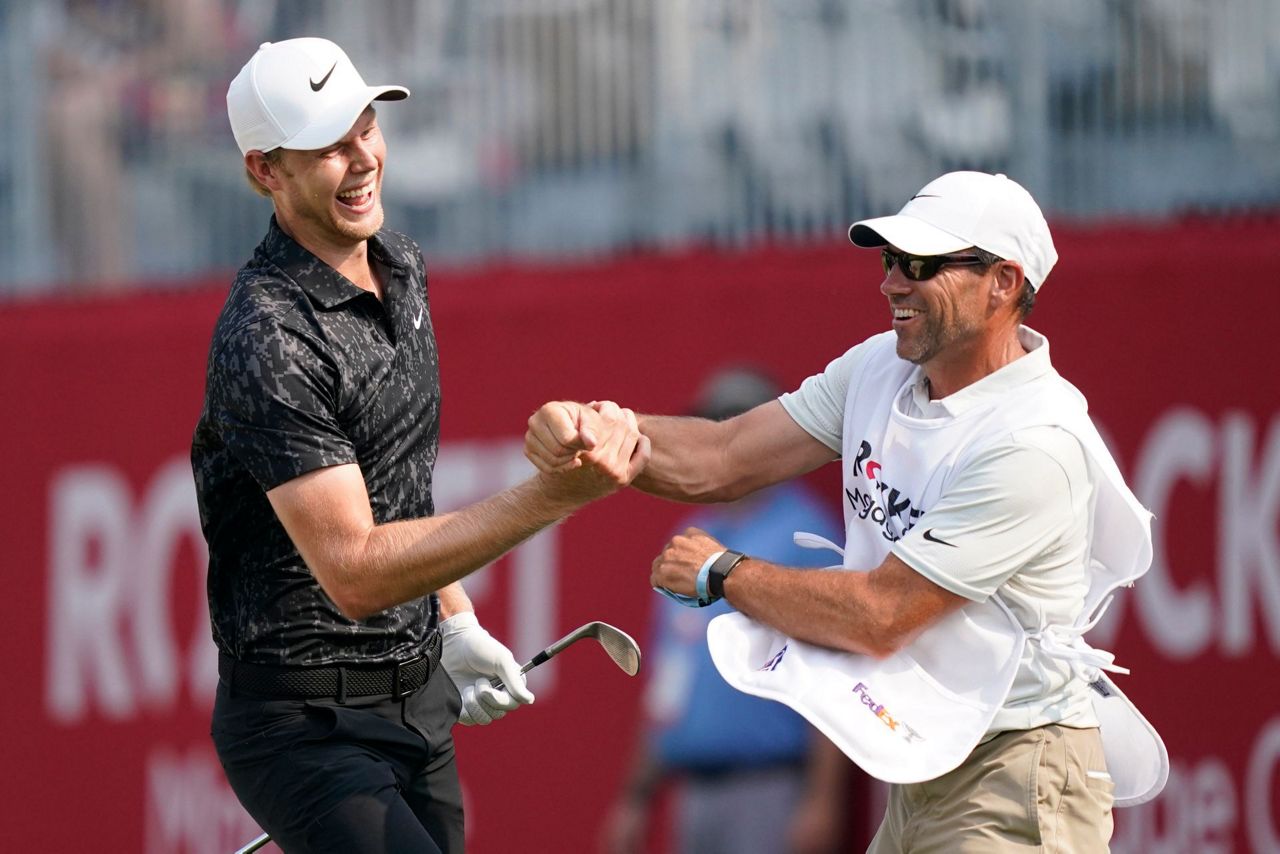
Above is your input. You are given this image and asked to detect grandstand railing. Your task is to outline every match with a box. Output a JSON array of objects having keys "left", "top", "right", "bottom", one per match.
[{"left": 3, "top": 0, "right": 1278, "bottom": 293}]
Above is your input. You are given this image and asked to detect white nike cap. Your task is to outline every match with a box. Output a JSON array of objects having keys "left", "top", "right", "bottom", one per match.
[
  {"left": 848, "top": 171, "right": 1058, "bottom": 290},
  {"left": 227, "top": 38, "right": 409, "bottom": 156}
]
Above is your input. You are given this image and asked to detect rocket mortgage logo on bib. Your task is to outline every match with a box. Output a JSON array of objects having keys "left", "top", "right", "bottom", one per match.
[{"left": 847, "top": 440, "right": 925, "bottom": 543}]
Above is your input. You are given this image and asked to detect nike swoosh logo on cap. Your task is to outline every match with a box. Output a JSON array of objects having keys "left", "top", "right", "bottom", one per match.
[
  {"left": 310, "top": 62, "right": 337, "bottom": 92},
  {"left": 922, "top": 528, "right": 957, "bottom": 547},
  {"left": 910, "top": 193, "right": 941, "bottom": 200}
]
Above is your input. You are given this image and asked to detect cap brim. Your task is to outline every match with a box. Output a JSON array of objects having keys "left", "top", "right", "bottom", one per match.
[
  {"left": 279, "top": 84, "right": 410, "bottom": 152},
  {"left": 848, "top": 214, "right": 973, "bottom": 255}
]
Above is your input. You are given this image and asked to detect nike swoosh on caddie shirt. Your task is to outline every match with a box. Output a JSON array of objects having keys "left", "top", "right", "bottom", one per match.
[
  {"left": 922, "top": 528, "right": 957, "bottom": 547},
  {"left": 413, "top": 308, "right": 424, "bottom": 330}
]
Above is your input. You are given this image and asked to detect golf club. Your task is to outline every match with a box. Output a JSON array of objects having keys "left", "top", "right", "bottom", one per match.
[
  {"left": 234, "top": 833, "right": 271, "bottom": 854},
  {"left": 490, "top": 620, "right": 642, "bottom": 689}
]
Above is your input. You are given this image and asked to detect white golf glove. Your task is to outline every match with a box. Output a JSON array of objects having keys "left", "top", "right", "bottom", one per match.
[{"left": 439, "top": 611, "right": 534, "bottom": 725}]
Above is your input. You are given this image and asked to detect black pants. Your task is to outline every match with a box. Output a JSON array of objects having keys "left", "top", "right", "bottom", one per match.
[{"left": 211, "top": 668, "right": 464, "bottom": 853}]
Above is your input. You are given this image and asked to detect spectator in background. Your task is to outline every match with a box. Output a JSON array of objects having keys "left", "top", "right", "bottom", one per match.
[
  {"left": 603, "top": 367, "right": 853, "bottom": 854},
  {"left": 40, "top": 0, "right": 229, "bottom": 288}
]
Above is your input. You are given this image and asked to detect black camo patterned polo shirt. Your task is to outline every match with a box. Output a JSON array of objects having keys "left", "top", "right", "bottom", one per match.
[{"left": 192, "top": 216, "right": 441, "bottom": 666}]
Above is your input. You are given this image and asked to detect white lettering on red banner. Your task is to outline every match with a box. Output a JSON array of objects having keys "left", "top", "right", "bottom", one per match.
[
  {"left": 45, "top": 461, "right": 212, "bottom": 723},
  {"left": 1130, "top": 409, "right": 1280, "bottom": 659},
  {"left": 144, "top": 745, "right": 260, "bottom": 854},
  {"left": 1246, "top": 717, "right": 1280, "bottom": 854},
  {"left": 1114, "top": 716, "right": 1280, "bottom": 853}
]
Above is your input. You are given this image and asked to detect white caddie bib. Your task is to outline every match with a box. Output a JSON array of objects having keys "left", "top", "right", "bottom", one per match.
[
  {"left": 709, "top": 584, "right": 1024, "bottom": 784},
  {"left": 708, "top": 331, "right": 1167, "bottom": 804}
]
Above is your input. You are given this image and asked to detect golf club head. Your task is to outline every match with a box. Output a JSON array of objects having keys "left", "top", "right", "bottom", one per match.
[
  {"left": 582, "top": 621, "right": 642, "bottom": 676},
  {"left": 492, "top": 621, "right": 642, "bottom": 689},
  {"left": 534, "top": 621, "right": 640, "bottom": 676}
]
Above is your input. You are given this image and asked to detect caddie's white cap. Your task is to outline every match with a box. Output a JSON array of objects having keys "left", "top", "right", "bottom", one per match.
[
  {"left": 849, "top": 171, "right": 1058, "bottom": 290},
  {"left": 227, "top": 38, "right": 409, "bottom": 156}
]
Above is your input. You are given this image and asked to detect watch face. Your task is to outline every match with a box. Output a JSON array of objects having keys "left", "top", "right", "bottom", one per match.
[{"left": 709, "top": 550, "right": 746, "bottom": 599}]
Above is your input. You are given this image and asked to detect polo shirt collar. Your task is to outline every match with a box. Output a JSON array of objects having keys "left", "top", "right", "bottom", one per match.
[
  {"left": 908, "top": 326, "right": 1054, "bottom": 418},
  {"left": 258, "top": 215, "right": 408, "bottom": 309}
]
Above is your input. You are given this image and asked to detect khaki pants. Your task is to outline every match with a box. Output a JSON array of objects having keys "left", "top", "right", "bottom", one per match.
[{"left": 867, "top": 725, "right": 1114, "bottom": 853}]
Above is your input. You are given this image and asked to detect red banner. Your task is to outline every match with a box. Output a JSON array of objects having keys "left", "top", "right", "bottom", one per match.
[{"left": 2, "top": 219, "right": 1278, "bottom": 853}]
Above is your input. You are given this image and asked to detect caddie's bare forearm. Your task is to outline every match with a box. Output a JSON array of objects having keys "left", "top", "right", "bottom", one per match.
[
  {"left": 722, "top": 555, "right": 966, "bottom": 658},
  {"left": 634, "top": 403, "right": 836, "bottom": 502},
  {"left": 270, "top": 410, "right": 649, "bottom": 621},
  {"left": 649, "top": 527, "right": 966, "bottom": 658}
]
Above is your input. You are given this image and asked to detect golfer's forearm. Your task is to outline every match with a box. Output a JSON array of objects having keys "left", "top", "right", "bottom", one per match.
[
  {"left": 436, "top": 582, "right": 473, "bottom": 620},
  {"left": 327, "top": 477, "right": 577, "bottom": 619}
]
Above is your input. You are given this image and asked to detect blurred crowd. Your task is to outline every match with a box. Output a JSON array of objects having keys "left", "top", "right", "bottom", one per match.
[
  {"left": 4, "top": 0, "right": 1279, "bottom": 293},
  {"left": 37, "top": 0, "right": 235, "bottom": 286}
]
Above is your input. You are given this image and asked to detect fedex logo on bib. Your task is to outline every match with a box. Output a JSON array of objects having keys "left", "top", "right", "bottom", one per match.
[
  {"left": 847, "top": 440, "right": 925, "bottom": 543},
  {"left": 853, "top": 681, "right": 925, "bottom": 744}
]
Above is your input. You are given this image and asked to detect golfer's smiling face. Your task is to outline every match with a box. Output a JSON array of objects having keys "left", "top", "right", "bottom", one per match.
[{"left": 274, "top": 106, "right": 387, "bottom": 248}]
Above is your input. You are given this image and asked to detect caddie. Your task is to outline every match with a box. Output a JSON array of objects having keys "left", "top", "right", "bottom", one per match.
[{"left": 525, "top": 171, "right": 1167, "bottom": 852}]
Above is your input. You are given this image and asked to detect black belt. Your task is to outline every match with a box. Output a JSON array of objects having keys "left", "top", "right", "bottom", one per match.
[{"left": 220, "top": 630, "right": 443, "bottom": 702}]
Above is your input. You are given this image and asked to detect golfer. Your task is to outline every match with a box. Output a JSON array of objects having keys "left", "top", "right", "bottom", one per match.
[
  {"left": 191, "top": 38, "right": 648, "bottom": 853},
  {"left": 527, "top": 172, "right": 1163, "bottom": 851}
]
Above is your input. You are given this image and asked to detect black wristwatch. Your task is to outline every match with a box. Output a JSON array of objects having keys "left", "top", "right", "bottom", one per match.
[{"left": 707, "top": 550, "right": 748, "bottom": 600}]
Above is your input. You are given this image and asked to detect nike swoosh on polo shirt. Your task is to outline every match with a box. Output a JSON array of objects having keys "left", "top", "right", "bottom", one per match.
[{"left": 922, "top": 528, "right": 957, "bottom": 547}]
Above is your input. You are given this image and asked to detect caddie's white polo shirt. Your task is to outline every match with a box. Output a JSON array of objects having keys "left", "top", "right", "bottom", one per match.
[{"left": 780, "top": 328, "right": 1100, "bottom": 735}]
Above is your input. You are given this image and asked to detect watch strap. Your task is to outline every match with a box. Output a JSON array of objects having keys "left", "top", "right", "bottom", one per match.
[{"left": 707, "top": 550, "right": 748, "bottom": 600}]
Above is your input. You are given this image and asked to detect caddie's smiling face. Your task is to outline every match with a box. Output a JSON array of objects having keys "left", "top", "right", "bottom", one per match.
[
  {"left": 880, "top": 245, "right": 992, "bottom": 367},
  {"left": 269, "top": 106, "right": 386, "bottom": 247}
]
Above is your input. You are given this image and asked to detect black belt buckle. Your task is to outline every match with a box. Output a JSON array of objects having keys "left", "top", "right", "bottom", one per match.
[{"left": 392, "top": 654, "right": 423, "bottom": 700}]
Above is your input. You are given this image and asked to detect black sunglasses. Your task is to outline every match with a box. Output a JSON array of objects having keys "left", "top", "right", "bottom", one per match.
[{"left": 881, "top": 248, "right": 987, "bottom": 281}]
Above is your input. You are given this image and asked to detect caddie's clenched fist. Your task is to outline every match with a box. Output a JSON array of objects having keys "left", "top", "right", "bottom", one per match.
[{"left": 650, "top": 527, "right": 726, "bottom": 599}]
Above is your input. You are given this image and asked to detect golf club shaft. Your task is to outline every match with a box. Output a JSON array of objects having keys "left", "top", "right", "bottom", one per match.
[
  {"left": 491, "top": 645, "right": 564, "bottom": 689},
  {"left": 234, "top": 832, "right": 271, "bottom": 853}
]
